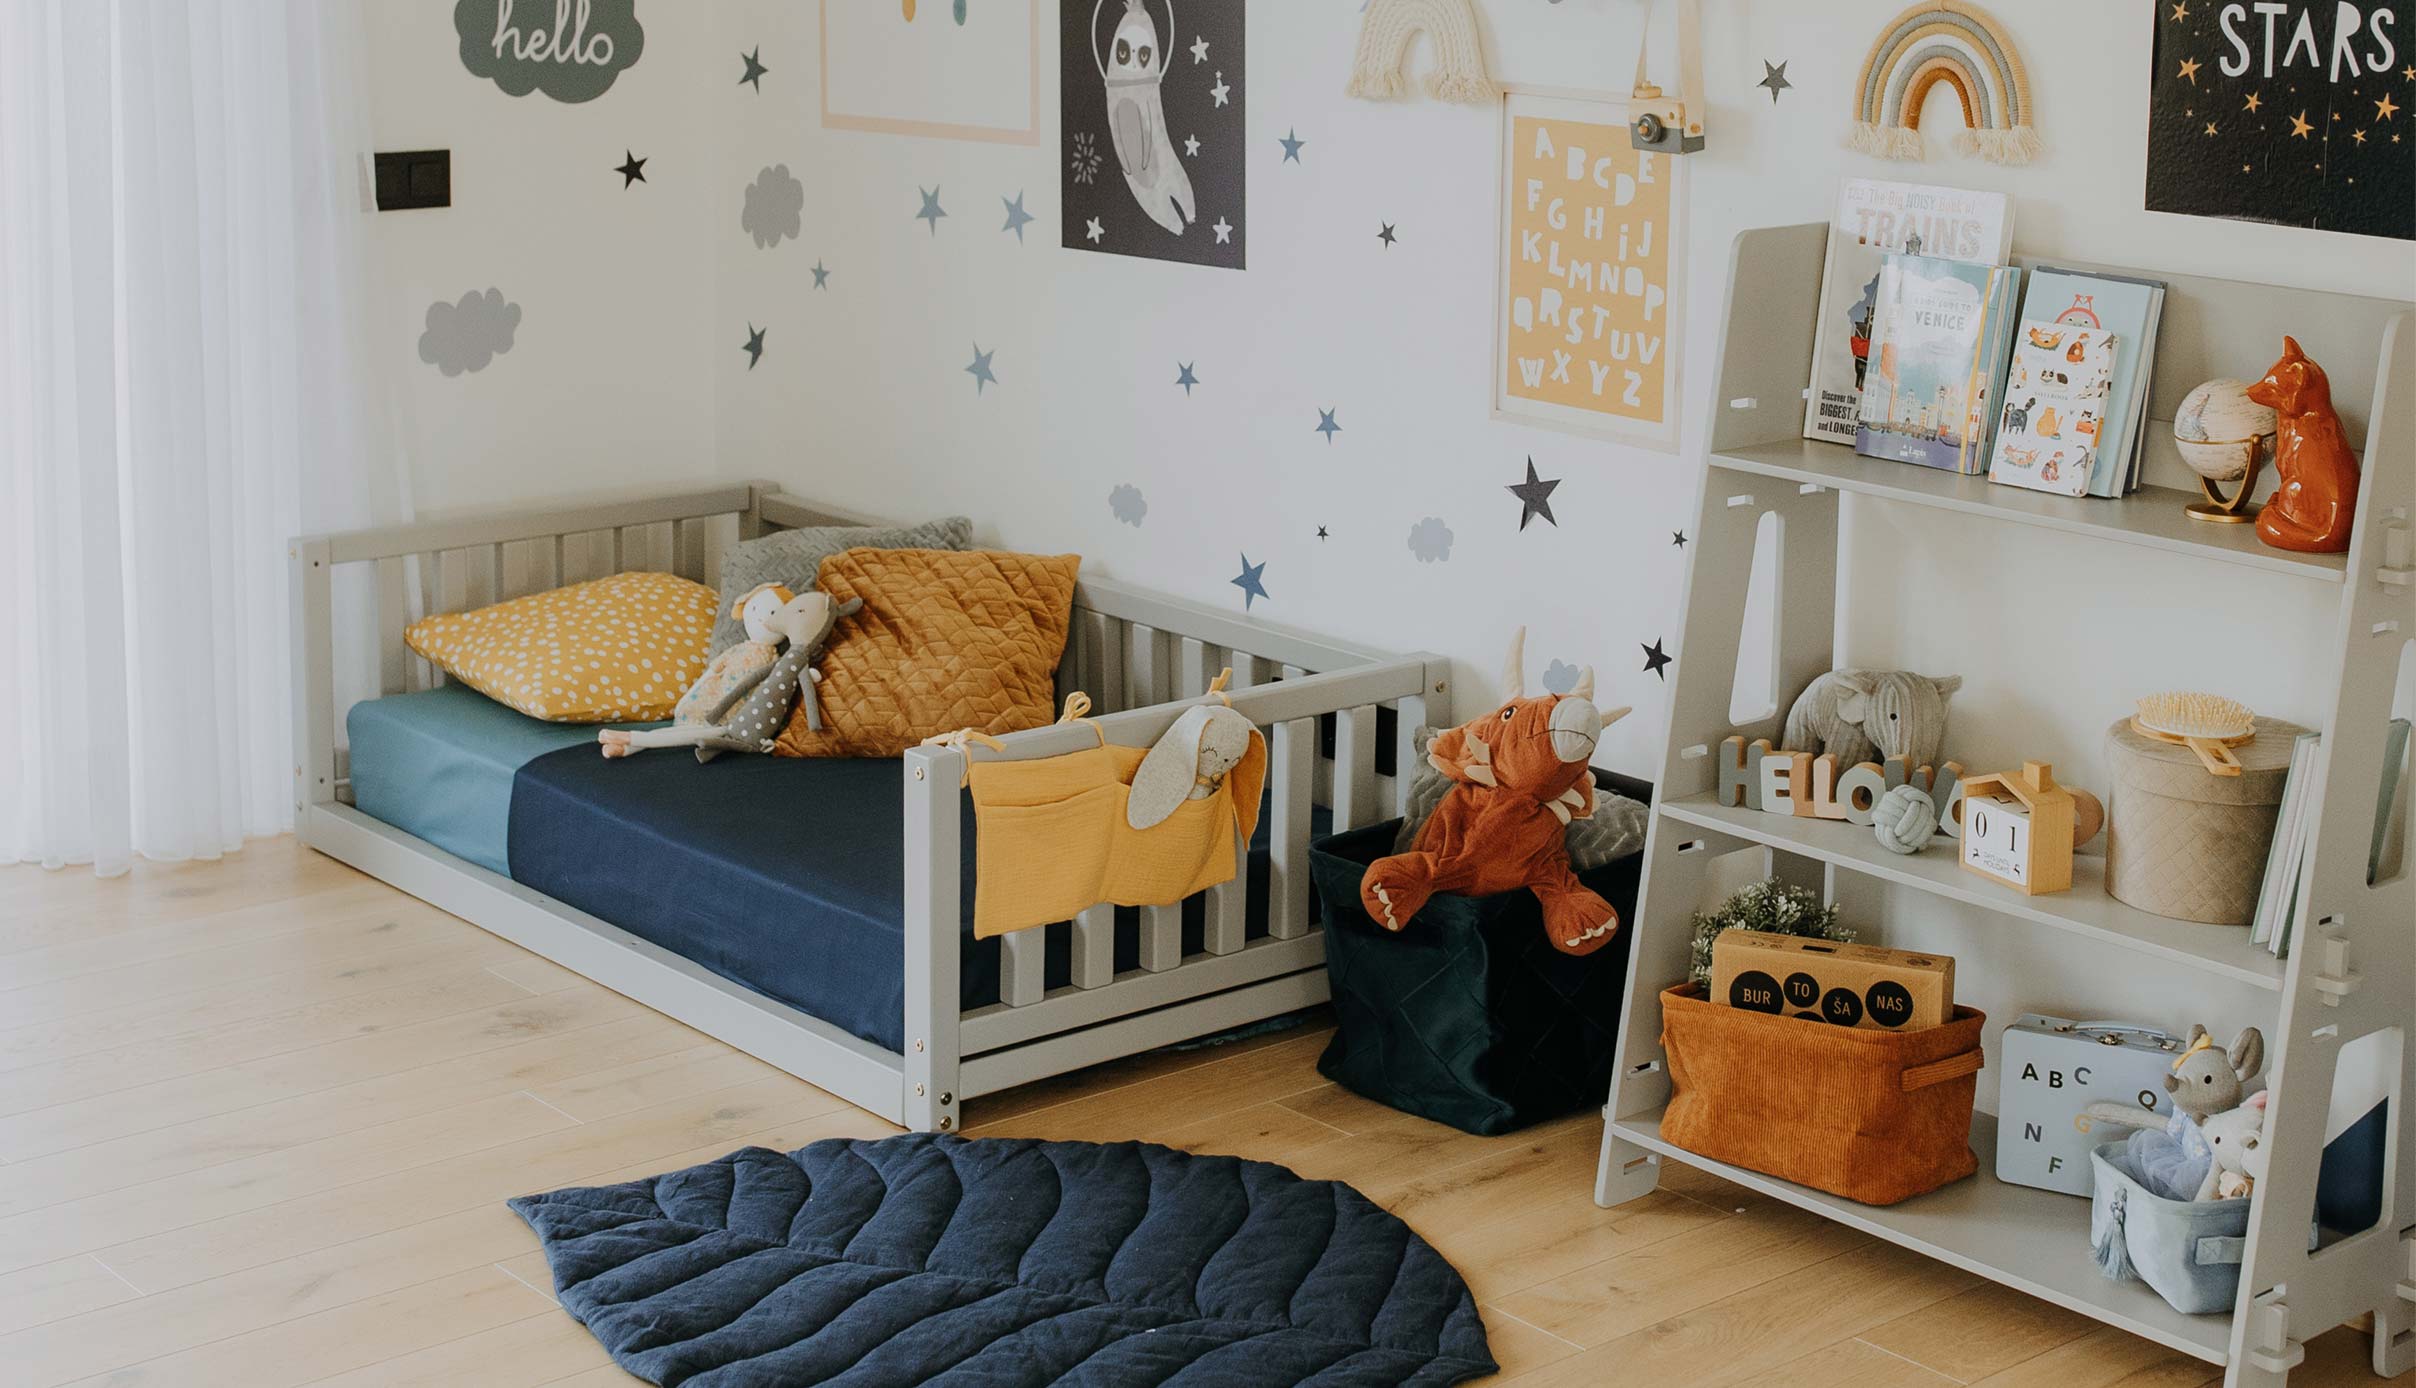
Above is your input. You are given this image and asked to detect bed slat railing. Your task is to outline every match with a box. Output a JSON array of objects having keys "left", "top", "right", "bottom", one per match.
[
  {"left": 1073, "top": 904, "right": 1116, "bottom": 988},
  {"left": 1268, "top": 716, "right": 1317, "bottom": 940}
]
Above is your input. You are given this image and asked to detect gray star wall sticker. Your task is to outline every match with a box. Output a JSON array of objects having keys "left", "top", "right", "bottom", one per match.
[
  {"left": 1001, "top": 192, "right": 1035, "bottom": 242},
  {"left": 1507, "top": 458, "right": 1561, "bottom": 530},
  {"left": 739, "top": 47, "right": 768, "bottom": 90},
  {"left": 742, "top": 324, "right": 765, "bottom": 369},
  {"left": 965, "top": 343, "right": 997, "bottom": 393},
  {"left": 1758, "top": 60, "right": 1792, "bottom": 103},
  {"left": 917, "top": 186, "right": 947, "bottom": 234}
]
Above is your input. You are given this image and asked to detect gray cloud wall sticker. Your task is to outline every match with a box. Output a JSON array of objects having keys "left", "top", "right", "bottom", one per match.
[
  {"left": 420, "top": 289, "right": 521, "bottom": 377},
  {"left": 455, "top": 0, "right": 644, "bottom": 104},
  {"left": 742, "top": 165, "right": 805, "bottom": 249}
]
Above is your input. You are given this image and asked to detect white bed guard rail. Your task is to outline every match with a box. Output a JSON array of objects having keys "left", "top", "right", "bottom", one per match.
[{"left": 291, "top": 482, "right": 1450, "bottom": 1131}]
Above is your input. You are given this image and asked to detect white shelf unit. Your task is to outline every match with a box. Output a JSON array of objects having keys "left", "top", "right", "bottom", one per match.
[{"left": 1594, "top": 223, "right": 2415, "bottom": 1388}]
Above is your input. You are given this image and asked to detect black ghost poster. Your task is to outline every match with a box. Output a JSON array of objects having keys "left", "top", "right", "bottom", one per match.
[
  {"left": 1061, "top": 0, "right": 1244, "bottom": 269},
  {"left": 2147, "top": 0, "right": 2413, "bottom": 240}
]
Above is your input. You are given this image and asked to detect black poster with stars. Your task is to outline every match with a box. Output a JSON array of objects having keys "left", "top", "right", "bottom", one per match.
[
  {"left": 1060, "top": 0, "right": 1245, "bottom": 269},
  {"left": 2148, "top": 1, "right": 2413, "bottom": 240}
]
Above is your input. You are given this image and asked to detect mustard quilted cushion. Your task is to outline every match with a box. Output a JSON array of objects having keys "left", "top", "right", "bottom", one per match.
[
  {"left": 776, "top": 548, "right": 1079, "bottom": 758},
  {"left": 404, "top": 571, "right": 718, "bottom": 723}
]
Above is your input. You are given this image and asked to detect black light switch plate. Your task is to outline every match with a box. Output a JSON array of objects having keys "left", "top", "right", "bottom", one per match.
[{"left": 374, "top": 150, "right": 450, "bottom": 211}]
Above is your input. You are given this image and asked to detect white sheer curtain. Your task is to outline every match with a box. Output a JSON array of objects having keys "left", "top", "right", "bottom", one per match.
[{"left": 1, "top": 0, "right": 405, "bottom": 874}]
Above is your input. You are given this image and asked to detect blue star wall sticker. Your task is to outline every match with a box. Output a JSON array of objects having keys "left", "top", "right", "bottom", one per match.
[
  {"left": 1314, "top": 408, "right": 1340, "bottom": 443},
  {"left": 1279, "top": 128, "right": 1306, "bottom": 162},
  {"left": 810, "top": 261, "right": 831, "bottom": 289},
  {"left": 1001, "top": 192, "right": 1035, "bottom": 242},
  {"left": 965, "top": 343, "right": 997, "bottom": 394},
  {"left": 1230, "top": 554, "right": 1269, "bottom": 610},
  {"left": 917, "top": 186, "right": 947, "bottom": 235},
  {"left": 1176, "top": 362, "right": 1200, "bottom": 395}
]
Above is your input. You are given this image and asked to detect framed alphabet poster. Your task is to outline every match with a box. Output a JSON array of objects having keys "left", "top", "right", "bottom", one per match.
[{"left": 1492, "top": 89, "right": 1684, "bottom": 451}]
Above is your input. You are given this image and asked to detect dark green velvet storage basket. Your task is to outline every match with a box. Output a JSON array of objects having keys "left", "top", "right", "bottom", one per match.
[{"left": 1309, "top": 819, "right": 1640, "bottom": 1136}]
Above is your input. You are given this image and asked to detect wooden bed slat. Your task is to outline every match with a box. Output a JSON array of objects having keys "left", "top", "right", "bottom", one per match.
[
  {"left": 1139, "top": 902, "right": 1182, "bottom": 973},
  {"left": 1334, "top": 704, "right": 1378, "bottom": 831},
  {"left": 1072, "top": 904, "right": 1115, "bottom": 989},
  {"left": 1269, "top": 717, "right": 1316, "bottom": 939},
  {"left": 999, "top": 928, "right": 1045, "bottom": 1007},
  {"left": 1177, "top": 636, "right": 1211, "bottom": 699}
]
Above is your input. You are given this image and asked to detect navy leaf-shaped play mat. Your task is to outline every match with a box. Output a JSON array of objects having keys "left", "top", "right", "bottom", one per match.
[{"left": 508, "top": 1133, "right": 1496, "bottom": 1386}]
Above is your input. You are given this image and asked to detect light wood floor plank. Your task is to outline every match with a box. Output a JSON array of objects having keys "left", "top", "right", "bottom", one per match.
[
  {"left": 1861, "top": 1279, "right": 2101, "bottom": 1383},
  {"left": 0, "top": 839, "right": 2392, "bottom": 1388},
  {"left": 0, "top": 1255, "right": 140, "bottom": 1338},
  {"left": 0, "top": 1090, "right": 577, "bottom": 1277},
  {"left": 95, "top": 1076, "right": 857, "bottom": 1294},
  {"left": 0, "top": 941, "right": 532, "bottom": 1074},
  {"left": 59, "top": 1265, "right": 557, "bottom": 1388},
  {"left": 0, "top": 966, "right": 581, "bottom": 1117},
  {"left": 0, "top": 986, "right": 647, "bottom": 1162},
  {"left": 0, "top": 1014, "right": 707, "bottom": 1210},
  {"left": 303, "top": 1310, "right": 617, "bottom": 1387}
]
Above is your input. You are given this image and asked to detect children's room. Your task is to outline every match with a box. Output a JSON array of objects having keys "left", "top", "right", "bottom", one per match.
[{"left": 3, "top": 0, "right": 2412, "bottom": 1383}]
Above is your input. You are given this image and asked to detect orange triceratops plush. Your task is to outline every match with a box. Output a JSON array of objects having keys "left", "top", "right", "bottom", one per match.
[{"left": 1360, "top": 629, "right": 1632, "bottom": 956}]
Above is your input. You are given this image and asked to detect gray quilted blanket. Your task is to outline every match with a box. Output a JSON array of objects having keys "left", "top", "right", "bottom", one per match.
[{"left": 509, "top": 1133, "right": 1497, "bottom": 1386}]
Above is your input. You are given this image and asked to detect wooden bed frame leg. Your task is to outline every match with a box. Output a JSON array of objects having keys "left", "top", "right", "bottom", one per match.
[{"left": 902, "top": 744, "right": 964, "bottom": 1133}]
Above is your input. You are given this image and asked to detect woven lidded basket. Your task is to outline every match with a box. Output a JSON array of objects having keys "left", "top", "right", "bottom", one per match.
[{"left": 2102, "top": 717, "right": 2309, "bottom": 926}]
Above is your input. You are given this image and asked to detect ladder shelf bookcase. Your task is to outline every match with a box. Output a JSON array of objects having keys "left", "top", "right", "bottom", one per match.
[{"left": 1594, "top": 222, "right": 2414, "bottom": 1387}]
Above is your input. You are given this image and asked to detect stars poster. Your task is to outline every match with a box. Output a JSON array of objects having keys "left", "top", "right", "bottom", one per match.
[
  {"left": 2147, "top": 0, "right": 2413, "bottom": 240},
  {"left": 1060, "top": 0, "right": 1244, "bottom": 269}
]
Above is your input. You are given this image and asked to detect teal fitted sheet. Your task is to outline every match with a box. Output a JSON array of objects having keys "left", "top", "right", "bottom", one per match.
[{"left": 345, "top": 684, "right": 658, "bottom": 876}]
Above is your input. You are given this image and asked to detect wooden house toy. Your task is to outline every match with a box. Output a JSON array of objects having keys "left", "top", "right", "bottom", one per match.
[{"left": 1958, "top": 762, "right": 2075, "bottom": 895}]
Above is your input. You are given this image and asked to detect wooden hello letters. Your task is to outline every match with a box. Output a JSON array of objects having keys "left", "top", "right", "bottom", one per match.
[{"left": 1718, "top": 735, "right": 1964, "bottom": 828}]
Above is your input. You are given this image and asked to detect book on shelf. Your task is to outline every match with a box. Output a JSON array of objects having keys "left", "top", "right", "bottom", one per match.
[
  {"left": 1853, "top": 254, "right": 2023, "bottom": 475},
  {"left": 2249, "top": 719, "right": 2407, "bottom": 957},
  {"left": 2251, "top": 730, "right": 2322, "bottom": 958},
  {"left": 1987, "top": 321, "right": 2119, "bottom": 497},
  {"left": 1802, "top": 180, "right": 2014, "bottom": 446},
  {"left": 2023, "top": 268, "right": 2168, "bottom": 496}
]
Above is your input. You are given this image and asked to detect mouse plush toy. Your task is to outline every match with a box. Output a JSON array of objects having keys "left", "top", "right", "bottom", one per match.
[
  {"left": 1359, "top": 628, "right": 1631, "bottom": 956},
  {"left": 599, "top": 588, "right": 860, "bottom": 763}
]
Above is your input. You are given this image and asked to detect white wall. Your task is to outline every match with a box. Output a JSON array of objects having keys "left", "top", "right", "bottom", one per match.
[
  {"left": 363, "top": 1, "right": 2412, "bottom": 1052},
  {"left": 359, "top": 1, "right": 721, "bottom": 513}
]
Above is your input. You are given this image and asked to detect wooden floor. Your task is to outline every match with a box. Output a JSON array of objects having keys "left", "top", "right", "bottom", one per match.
[{"left": 0, "top": 840, "right": 2396, "bottom": 1387}]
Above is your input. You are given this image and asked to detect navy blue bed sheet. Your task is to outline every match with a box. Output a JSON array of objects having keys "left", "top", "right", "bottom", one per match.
[{"left": 506, "top": 746, "right": 1324, "bottom": 1054}]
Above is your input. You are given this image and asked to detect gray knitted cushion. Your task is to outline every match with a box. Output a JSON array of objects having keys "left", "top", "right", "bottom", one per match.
[
  {"left": 710, "top": 515, "right": 972, "bottom": 655},
  {"left": 1392, "top": 724, "right": 1648, "bottom": 868}
]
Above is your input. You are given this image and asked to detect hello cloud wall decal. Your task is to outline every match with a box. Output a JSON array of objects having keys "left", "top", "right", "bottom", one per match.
[
  {"left": 420, "top": 289, "right": 521, "bottom": 377},
  {"left": 455, "top": 0, "right": 645, "bottom": 104}
]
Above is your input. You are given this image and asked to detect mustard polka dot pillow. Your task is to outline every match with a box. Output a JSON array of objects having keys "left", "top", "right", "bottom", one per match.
[{"left": 404, "top": 571, "right": 717, "bottom": 724}]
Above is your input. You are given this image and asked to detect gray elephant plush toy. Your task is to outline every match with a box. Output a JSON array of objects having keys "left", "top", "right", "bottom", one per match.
[{"left": 1782, "top": 669, "right": 1964, "bottom": 769}]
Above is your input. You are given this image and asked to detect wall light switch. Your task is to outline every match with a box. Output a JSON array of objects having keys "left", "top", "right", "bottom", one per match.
[{"left": 373, "top": 150, "right": 450, "bottom": 211}]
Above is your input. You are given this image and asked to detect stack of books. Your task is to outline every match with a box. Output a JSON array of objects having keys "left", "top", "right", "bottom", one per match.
[
  {"left": 2250, "top": 718, "right": 2413, "bottom": 960},
  {"left": 1988, "top": 269, "right": 2167, "bottom": 498},
  {"left": 1798, "top": 179, "right": 2173, "bottom": 502},
  {"left": 1852, "top": 255, "right": 2023, "bottom": 474}
]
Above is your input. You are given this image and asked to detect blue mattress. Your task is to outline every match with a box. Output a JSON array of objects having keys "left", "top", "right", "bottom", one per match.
[
  {"left": 345, "top": 684, "right": 656, "bottom": 876},
  {"left": 345, "top": 687, "right": 1314, "bottom": 1053}
]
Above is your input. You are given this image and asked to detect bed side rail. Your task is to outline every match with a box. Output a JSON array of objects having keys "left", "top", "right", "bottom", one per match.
[{"left": 902, "top": 655, "right": 1448, "bottom": 1067}]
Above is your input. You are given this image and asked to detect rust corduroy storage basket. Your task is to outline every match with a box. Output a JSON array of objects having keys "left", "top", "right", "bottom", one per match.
[{"left": 1659, "top": 984, "right": 1986, "bottom": 1206}]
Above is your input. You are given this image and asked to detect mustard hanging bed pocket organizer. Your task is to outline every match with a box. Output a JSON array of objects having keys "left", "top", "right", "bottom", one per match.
[{"left": 945, "top": 681, "right": 1266, "bottom": 939}]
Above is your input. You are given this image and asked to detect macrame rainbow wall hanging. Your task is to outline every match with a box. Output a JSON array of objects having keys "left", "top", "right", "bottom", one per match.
[
  {"left": 1345, "top": 0, "right": 1497, "bottom": 106},
  {"left": 1851, "top": 0, "right": 2040, "bottom": 165}
]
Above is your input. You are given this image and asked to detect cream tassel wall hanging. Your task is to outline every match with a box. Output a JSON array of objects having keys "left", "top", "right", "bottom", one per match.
[
  {"left": 1345, "top": 0, "right": 1498, "bottom": 106},
  {"left": 1849, "top": 0, "right": 2041, "bottom": 165}
]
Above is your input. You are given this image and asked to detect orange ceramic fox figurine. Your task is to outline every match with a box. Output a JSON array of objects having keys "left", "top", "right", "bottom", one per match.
[
  {"left": 2250, "top": 337, "right": 2359, "bottom": 554},
  {"left": 1360, "top": 630, "right": 1631, "bottom": 956}
]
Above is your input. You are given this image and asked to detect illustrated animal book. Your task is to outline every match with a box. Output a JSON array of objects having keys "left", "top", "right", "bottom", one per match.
[
  {"left": 1988, "top": 321, "right": 2118, "bottom": 497},
  {"left": 2022, "top": 268, "right": 2167, "bottom": 496},
  {"left": 1854, "top": 254, "right": 2023, "bottom": 474},
  {"left": 1802, "top": 179, "right": 2014, "bottom": 445}
]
